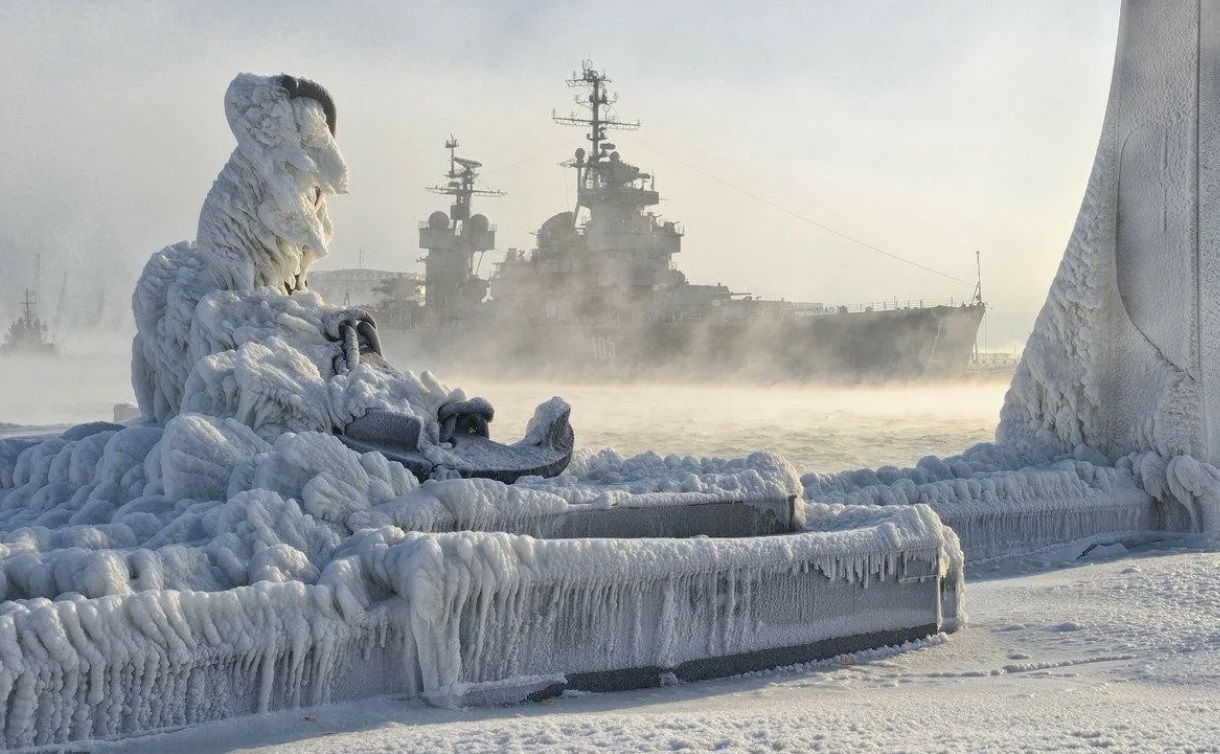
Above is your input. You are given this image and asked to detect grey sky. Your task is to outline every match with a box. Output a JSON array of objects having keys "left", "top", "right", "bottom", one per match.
[{"left": 0, "top": 1, "right": 1120, "bottom": 343}]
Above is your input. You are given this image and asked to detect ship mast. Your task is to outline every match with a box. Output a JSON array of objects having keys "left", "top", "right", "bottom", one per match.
[
  {"left": 973, "top": 250, "right": 983, "bottom": 305},
  {"left": 553, "top": 61, "right": 640, "bottom": 213},
  {"left": 427, "top": 136, "right": 504, "bottom": 223},
  {"left": 418, "top": 137, "right": 503, "bottom": 323}
]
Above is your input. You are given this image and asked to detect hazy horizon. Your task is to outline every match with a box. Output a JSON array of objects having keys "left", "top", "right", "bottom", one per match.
[{"left": 0, "top": 1, "right": 1121, "bottom": 349}]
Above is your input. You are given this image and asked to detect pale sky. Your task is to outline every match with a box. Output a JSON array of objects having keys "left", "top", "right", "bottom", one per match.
[{"left": 0, "top": 1, "right": 1120, "bottom": 345}]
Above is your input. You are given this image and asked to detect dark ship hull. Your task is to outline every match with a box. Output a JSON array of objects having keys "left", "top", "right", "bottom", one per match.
[
  {"left": 379, "top": 302, "right": 985, "bottom": 382},
  {"left": 0, "top": 341, "right": 57, "bottom": 357}
]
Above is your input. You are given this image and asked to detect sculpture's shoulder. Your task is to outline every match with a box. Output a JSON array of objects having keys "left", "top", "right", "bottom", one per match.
[{"left": 132, "top": 240, "right": 210, "bottom": 328}]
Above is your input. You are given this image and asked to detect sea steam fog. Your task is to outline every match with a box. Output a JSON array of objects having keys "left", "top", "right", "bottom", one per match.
[
  {"left": 0, "top": 333, "right": 1002, "bottom": 472},
  {"left": 0, "top": 336, "right": 1006, "bottom": 471},
  {"left": 461, "top": 376, "right": 1006, "bottom": 471}
]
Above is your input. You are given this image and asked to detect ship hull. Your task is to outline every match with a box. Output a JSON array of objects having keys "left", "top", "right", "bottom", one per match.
[{"left": 378, "top": 303, "right": 985, "bottom": 382}]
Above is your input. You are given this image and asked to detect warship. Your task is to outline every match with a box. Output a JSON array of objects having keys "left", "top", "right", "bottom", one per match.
[
  {"left": 1, "top": 290, "right": 57, "bottom": 357},
  {"left": 367, "top": 63, "right": 986, "bottom": 381}
]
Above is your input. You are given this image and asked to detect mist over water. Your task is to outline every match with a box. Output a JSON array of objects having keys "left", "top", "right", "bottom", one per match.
[
  {"left": 443, "top": 375, "right": 1006, "bottom": 472},
  {"left": 0, "top": 339, "right": 1006, "bottom": 471},
  {"left": 0, "top": 334, "right": 135, "bottom": 429}
]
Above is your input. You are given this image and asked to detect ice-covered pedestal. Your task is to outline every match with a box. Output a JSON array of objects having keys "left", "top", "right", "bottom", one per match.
[{"left": 0, "top": 421, "right": 963, "bottom": 745}]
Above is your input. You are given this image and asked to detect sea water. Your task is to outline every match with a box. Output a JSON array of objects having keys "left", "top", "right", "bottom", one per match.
[{"left": 0, "top": 341, "right": 1003, "bottom": 471}]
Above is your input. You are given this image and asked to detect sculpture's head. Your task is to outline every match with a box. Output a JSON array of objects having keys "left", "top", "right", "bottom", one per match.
[
  {"left": 223, "top": 73, "right": 349, "bottom": 195},
  {"left": 214, "top": 73, "right": 350, "bottom": 291}
]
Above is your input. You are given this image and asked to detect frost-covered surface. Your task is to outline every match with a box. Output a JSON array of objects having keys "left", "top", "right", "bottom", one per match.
[
  {"left": 998, "top": 0, "right": 1220, "bottom": 463},
  {"left": 351, "top": 502, "right": 958, "bottom": 708},
  {"left": 802, "top": 441, "right": 1153, "bottom": 561},
  {"left": 803, "top": 437, "right": 1220, "bottom": 560},
  {"left": 0, "top": 418, "right": 809, "bottom": 602},
  {"left": 128, "top": 74, "right": 460, "bottom": 450}
]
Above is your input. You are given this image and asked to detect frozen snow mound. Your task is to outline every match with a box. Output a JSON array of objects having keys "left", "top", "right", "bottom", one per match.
[{"left": 0, "top": 413, "right": 963, "bottom": 746}]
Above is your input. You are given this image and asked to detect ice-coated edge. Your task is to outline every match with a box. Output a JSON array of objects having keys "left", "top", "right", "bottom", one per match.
[
  {"left": 4, "top": 407, "right": 958, "bottom": 746},
  {"left": 0, "top": 502, "right": 962, "bottom": 745}
]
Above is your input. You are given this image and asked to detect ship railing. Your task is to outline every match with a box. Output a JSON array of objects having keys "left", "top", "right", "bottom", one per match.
[
  {"left": 969, "top": 351, "right": 1022, "bottom": 366},
  {"left": 803, "top": 297, "right": 982, "bottom": 315},
  {"left": 967, "top": 351, "right": 1023, "bottom": 373}
]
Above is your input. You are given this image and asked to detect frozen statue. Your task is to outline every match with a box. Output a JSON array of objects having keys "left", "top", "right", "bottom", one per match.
[{"left": 131, "top": 73, "right": 572, "bottom": 481}]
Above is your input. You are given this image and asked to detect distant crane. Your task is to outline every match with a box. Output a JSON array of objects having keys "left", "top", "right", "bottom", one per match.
[{"left": 52, "top": 271, "right": 68, "bottom": 334}]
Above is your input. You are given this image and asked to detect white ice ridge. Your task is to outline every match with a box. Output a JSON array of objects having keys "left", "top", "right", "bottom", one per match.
[
  {"left": 801, "top": 442, "right": 1161, "bottom": 561},
  {"left": 0, "top": 410, "right": 962, "bottom": 745}
]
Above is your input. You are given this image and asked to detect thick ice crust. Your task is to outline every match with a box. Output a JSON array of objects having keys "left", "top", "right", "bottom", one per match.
[
  {"left": 802, "top": 437, "right": 1220, "bottom": 560},
  {"left": 0, "top": 410, "right": 962, "bottom": 745},
  {"left": 0, "top": 501, "right": 960, "bottom": 746}
]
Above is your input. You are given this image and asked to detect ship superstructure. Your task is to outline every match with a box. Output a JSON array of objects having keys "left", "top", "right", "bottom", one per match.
[
  {"left": 489, "top": 63, "right": 731, "bottom": 326},
  {"left": 372, "top": 62, "right": 985, "bottom": 381},
  {"left": 417, "top": 137, "right": 502, "bottom": 325}
]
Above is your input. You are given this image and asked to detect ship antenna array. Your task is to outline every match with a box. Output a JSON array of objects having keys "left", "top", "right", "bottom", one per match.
[
  {"left": 426, "top": 136, "right": 503, "bottom": 221},
  {"left": 552, "top": 61, "right": 640, "bottom": 164},
  {"left": 427, "top": 136, "right": 505, "bottom": 199},
  {"left": 973, "top": 250, "right": 983, "bottom": 304}
]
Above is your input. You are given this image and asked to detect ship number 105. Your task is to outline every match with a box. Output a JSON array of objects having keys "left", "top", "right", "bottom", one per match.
[{"left": 593, "top": 336, "right": 617, "bottom": 361}]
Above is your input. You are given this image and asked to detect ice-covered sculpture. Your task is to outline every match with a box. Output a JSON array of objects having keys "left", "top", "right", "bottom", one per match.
[{"left": 129, "top": 72, "right": 572, "bottom": 481}]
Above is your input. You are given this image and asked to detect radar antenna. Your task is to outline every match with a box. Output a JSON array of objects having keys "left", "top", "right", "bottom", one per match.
[
  {"left": 552, "top": 62, "right": 649, "bottom": 221},
  {"left": 427, "top": 136, "right": 504, "bottom": 223},
  {"left": 552, "top": 61, "right": 640, "bottom": 164}
]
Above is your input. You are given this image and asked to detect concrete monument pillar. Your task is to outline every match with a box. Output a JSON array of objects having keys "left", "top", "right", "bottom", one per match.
[{"left": 1000, "top": 0, "right": 1220, "bottom": 464}]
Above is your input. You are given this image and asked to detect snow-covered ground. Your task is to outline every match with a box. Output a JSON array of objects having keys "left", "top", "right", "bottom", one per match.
[{"left": 83, "top": 540, "right": 1220, "bottom": 754}]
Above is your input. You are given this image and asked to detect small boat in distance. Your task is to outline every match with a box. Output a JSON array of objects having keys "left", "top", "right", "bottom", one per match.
[{"left": 1, "top": 289, "right": 58, "bottom": 357}]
